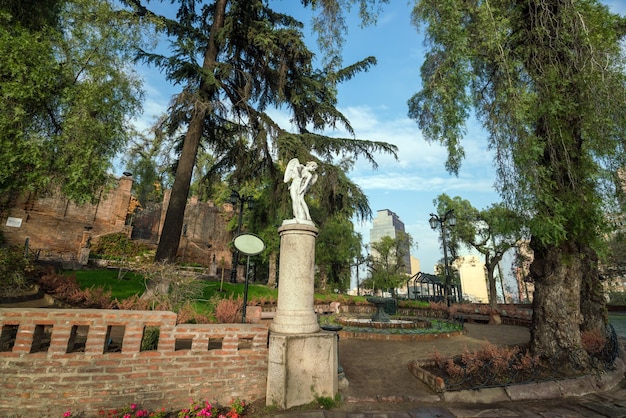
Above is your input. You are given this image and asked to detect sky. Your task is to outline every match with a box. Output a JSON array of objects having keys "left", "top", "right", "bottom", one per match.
[{"left": 130, "top": 0, "right": 626, "bottom": 289}]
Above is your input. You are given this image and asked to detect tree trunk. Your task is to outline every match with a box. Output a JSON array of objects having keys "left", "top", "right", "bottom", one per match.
[
  {"left": 154, "top": 0, "right": 228, "bottom": 262},
  {"left": 529, "top": 238, "right": 590, "bottom": 371},
  {"left": 267, "top": 251, "right": 277, "bottom": 287},
  {"left": 579, "top": 246, "right": 607, "bottom": 334},
  {"left": 486, "top": 260, "right": 498, "bottom": 309},
  {"left": 155, "top": 117, "right": 204, "bottom": 261}
]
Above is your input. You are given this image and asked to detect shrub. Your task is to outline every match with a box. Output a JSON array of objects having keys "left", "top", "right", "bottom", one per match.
[
  {"left": 37, "top": 271, "right": 116, "bottom": 308},
  {"left": 137, "top": 262, "right": 205, "bottom": 311},
  {"left": 214, "top": 295, "right": 243, "bottom": 323},
  {"left": 0, "top": 245, "right": 35, "bottom": 295},
  {"left": 430, "top": 342, "right": 542, "bottom": 389},
  {"left": 91, "top": 233, "right": 151, "bottom": 258},
  {"left": 176, "top": 301, "right": 212, "bottom": 324}
]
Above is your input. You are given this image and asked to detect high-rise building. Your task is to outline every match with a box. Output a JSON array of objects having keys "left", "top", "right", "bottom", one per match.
[{"left": 369, "top": 209, "right": 411, "bottom": 274}]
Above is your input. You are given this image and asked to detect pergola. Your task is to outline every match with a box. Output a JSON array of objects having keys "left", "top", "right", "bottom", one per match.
[{"left": 407, "top": 271, "right": 461, "bottom": 303}]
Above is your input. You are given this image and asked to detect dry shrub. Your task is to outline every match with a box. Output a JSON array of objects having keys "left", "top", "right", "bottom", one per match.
[
  {"left": 581, "top": 329, "right": 606, "bottom": 355},
  {"left": 215, "top": 295, "right": 243, "bottom": 323},
  {"left": 137, "top": 262, "right": 204, "bottom": 310},
  {"left": 38, "top": 271, "right": 79, "bottom": 296},
  {"left": 115, "top": 294, "right": 151, "bottom": 310},
  {"left": 429, "top": 342, "right": 541, "bottom": 389},
  {"left": 82, "top": 287, "right": 115, "bottom": 308},
  {"left": 429, "top": 301, "right": 448, "bottom": 312},
  {"left": 176, "top": 302, "right": 212, "bottom": 324},
  {"left": 37, "top": 272, "right": 116, "bottom": 308}
]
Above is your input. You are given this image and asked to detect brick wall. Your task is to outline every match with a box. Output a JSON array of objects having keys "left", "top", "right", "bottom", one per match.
[
  {"left": 1, "top": 176, "right": 134, "bottom": 261},
  {"left": 0, "top": 308, "right": 269, "bottom": 416},
  {"left": 0, "top": 177, "right": 237, "bottom": 271}
]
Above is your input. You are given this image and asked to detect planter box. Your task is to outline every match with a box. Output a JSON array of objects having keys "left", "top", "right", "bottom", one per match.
[{"left": 408, "top": 357, "right": 626, "bottom": 403}]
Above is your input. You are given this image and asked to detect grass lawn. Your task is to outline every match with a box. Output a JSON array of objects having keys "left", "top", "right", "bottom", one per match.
[
  {"left": 63, "top": 268, "right": 420, "bottom": 309},
  {"left": 65, "top": 269, "right": 145, "bottom": 300},
  {"left": 65, "top": 268, "right": 279, "bottom": 303}
]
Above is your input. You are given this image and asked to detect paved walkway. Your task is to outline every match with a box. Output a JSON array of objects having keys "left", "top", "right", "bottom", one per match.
[{"left": 265, "top": 323, "right": 626, "bottom": 417}]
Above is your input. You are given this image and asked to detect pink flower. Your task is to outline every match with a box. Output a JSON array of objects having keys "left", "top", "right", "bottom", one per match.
[
  {"left": 63, "top": 409, "right": 71, "bottom": 417},
  {"left": 131, "top": 404, "right": 137, "bottom": 410}
]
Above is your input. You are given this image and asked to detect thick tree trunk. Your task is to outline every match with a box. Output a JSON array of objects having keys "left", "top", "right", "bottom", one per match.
[
  {"left": 154, "top": 0, "right": 228, "bottom": 262},
  {"left": 579, "top": 246, "right": 607, "bottom": 334},
  {"left": 529, "top": 238, "right": 590, "bottom": 371},
  {"left": 155, "top": 116, "right": 204, "bottom": 261}
]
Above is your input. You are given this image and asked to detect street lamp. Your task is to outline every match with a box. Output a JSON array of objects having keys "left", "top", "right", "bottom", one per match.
[
  {"left": 429, "top": 209, "right": 456, "bottom": 306},
  {"left": 229, "top": 190, "right": 254, "bottom": 283}
]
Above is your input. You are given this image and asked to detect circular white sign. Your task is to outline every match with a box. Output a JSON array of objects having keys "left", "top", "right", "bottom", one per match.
[{"left": 233, "top": 233, "right": 265, "bottom": 256}]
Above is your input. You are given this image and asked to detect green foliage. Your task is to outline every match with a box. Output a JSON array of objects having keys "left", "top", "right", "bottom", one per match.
[
  {"left": 135, "top": 262, "right": 206, "bottom": 311},
  {"left": 140, "top": 326, "right": 160, "bottom": 351},
  {"left": 0, "top": 0, "right": 145, "bottom": 207},
  {"left": 91, "top": 233, "right": 151, "bottom": 258},
  {"left": 123, "top": 0, "right": 398, "bottom": 261},
  {"left": 608, "top": 291, "right": 626, "bottom": 306},
  {"left": 367, "top": 232, "right": 414, "bottom": 295},
  {"left": 410, "top": 0, "right": 626, "bottom": 365},
  {"left": 316, "top": 215, "right": 362, "bottom": 291},
  {"left": 410, "top": 0, "right": 626, "bottom": 251},
  {"left": 314, "top": 394, "right": 341, "bottom": 410},
  {"left": 0, "top": 246, "right": 35, "bottom": 295},
  {"left": 123, "top": 122, "right": 175, "bottom": 207},
  {"left": 434, "top": 194, "right": 528, "bottom": 306}
]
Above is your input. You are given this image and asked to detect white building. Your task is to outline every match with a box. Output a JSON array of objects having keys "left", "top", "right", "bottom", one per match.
[{"left": 453, "top": 255, "right": 489, "bottom": 303}]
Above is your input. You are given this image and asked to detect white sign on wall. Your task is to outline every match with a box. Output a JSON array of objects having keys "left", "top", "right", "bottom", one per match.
[{"left": 6, "top": 217, "right": 22, "bottom": 228}]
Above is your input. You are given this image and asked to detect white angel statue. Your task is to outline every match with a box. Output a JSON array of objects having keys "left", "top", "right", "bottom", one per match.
[{"left": 283, "top": 158, "right": 318, "bottom": 223}]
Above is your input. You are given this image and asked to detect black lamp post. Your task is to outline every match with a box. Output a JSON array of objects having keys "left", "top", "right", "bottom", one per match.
[
  {"left": 229, "top": 190, "right": 254, "bottom": 283},
  {"left": 429, "top": 209, "right": 456, "bottom": 306}
]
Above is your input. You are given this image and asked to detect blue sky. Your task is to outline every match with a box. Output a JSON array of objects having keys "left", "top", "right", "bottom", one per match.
[{"left": 131, "top": 0, "right": 626, "bottom": 284}]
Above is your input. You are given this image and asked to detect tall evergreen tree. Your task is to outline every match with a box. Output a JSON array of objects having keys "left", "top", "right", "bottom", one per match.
[
  {"left": 122, "top": 0, "right": 397, "bottom": 262},
  {"left": 410, "top": 0, "right": 626, "bottom": 369}
]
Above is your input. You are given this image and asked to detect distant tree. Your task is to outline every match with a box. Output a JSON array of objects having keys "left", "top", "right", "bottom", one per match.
[
  {"left": 367, "top": 232, "right": 414, "bottom": 297},
  {"left": 434, "top": 194, "right": 528, "bottom": 309},
  {"left": 316, "top": 215, "right": 362, "bottom": 292},
  {"left": 0, "top": 0, "right": 144, "bottom": 207},
  {"left": 410, "top": 0, "right": 626, "bottom": 369},
  {"left": 124, "top": 119, "right": 177, "bottom": 208}
]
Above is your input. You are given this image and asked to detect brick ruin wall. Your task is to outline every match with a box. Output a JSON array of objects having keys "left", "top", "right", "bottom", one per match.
[
  {"left": 0, "top": 308, "right": 269, "bottom": 416},
  {"left": 0, "top": 177, "right": 235, "bottom": 269},
  {"left": 0, "top": 177, "right": 134, "bottom": 261}
]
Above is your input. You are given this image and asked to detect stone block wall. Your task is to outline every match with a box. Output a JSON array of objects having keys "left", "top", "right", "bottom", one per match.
[{"left": 0, "top": 308, "right": 269, "bottom": 416}]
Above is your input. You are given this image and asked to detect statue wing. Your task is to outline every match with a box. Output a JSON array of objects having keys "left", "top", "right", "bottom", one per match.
[{"left": 284, "top": 158, "right": 300, "bottom": 183}]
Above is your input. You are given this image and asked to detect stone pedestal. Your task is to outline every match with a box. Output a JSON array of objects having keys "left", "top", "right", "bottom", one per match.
[
  {"left": 269, "top": 223, "right": 319, "bottom": 334},
  {"left": 266, "top": 222, "right": 338, "bottom": 409},
  {"left": 266, "top": 331, "right": 337, "bottom": 410}
]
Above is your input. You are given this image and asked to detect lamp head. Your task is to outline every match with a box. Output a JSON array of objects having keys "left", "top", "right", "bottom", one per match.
[
  {"left": 429, "top": 215, "right": 439, "bottom": 230},
  {"left": 229, "top": 190, "right": 239, "bottom": 204}
]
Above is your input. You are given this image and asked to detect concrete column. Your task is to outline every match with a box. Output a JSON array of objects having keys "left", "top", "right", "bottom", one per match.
[{"left": 269, "top": 222, "right": 319, "bottom": 334}]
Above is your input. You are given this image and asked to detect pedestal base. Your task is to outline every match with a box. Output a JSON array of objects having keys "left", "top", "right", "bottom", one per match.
[{"left": 266, "top": 331, "right": 338, "bottom": 410}]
